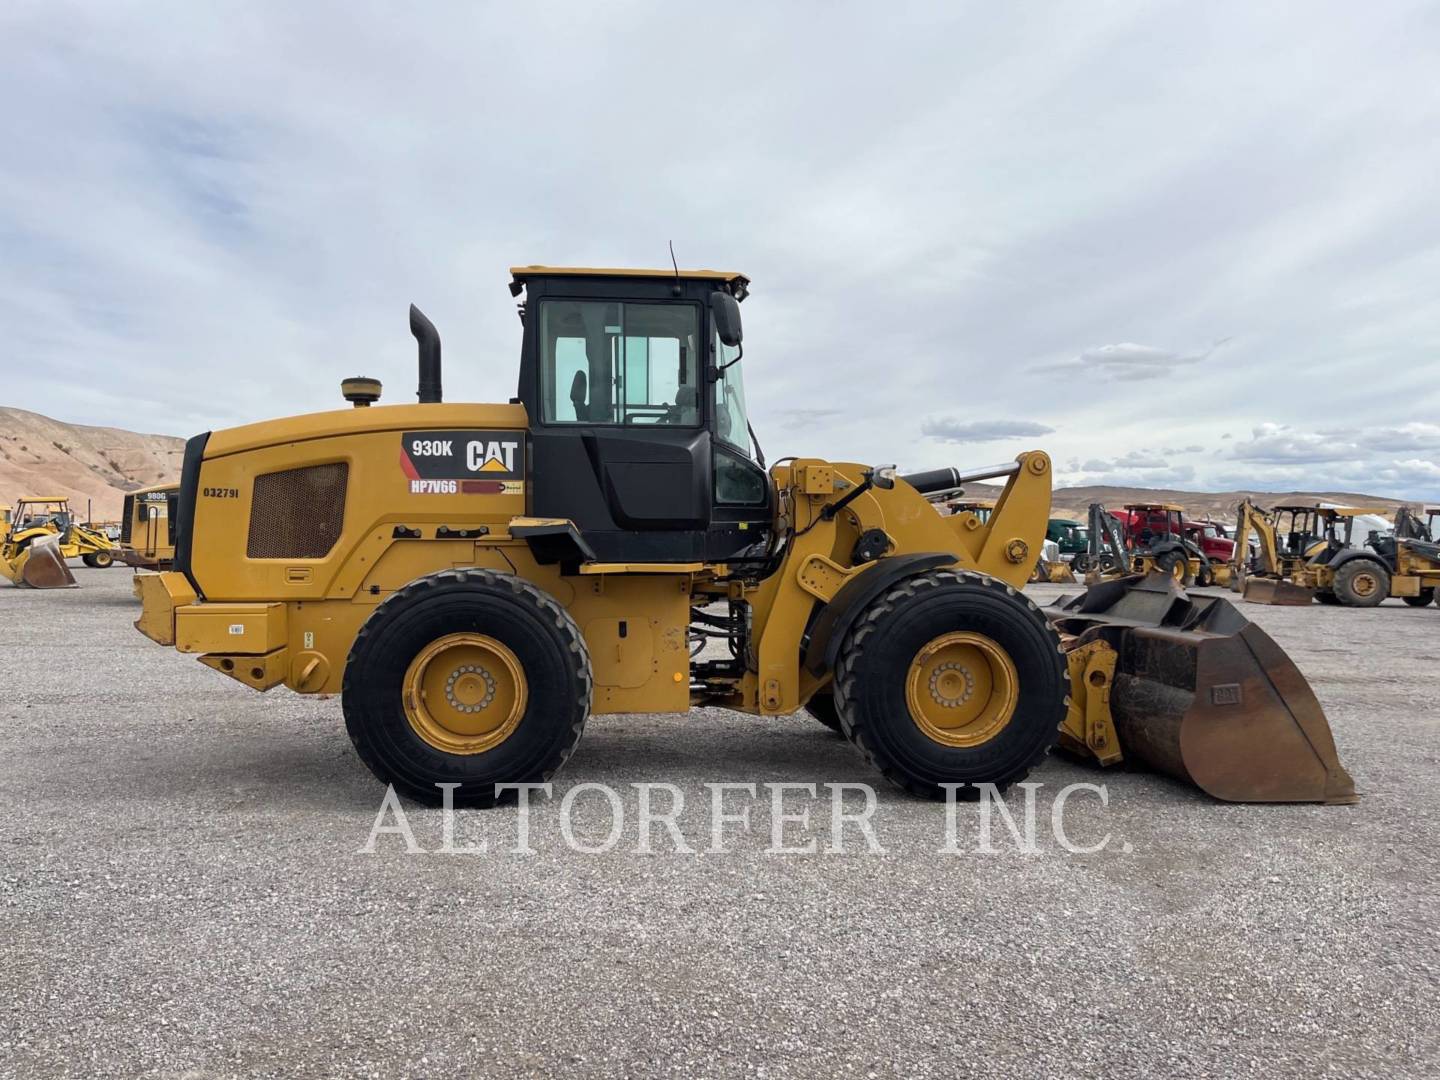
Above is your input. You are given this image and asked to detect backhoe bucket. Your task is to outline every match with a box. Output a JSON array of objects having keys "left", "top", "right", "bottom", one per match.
[
  {"left": 1049, "top": 575, "right": 1356, "bottom": 804},
  {"left": 1241, "top": 576, "right": 1314, "bottom": 606},
  {"left": 15, "top": 535, "right": 78, "bottom": 589}
]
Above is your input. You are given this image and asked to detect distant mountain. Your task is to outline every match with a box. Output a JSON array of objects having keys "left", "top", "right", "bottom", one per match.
[
  {"left": 0, "top": 407, "right": 184, "bottom": 521},
  {"left": 0, "top": 404, "right": 1416, "bottom": 529}
]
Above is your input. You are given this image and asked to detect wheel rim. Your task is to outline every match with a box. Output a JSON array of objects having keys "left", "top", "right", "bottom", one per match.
[
  {"left": 1351, "top": 571, "right": 1379, "bottom": 598},
  {"left": 1169, "top": 557, "right": 1187, "bottom": 582},
  {"left": 905, "top": 631, "right": 1019, "bottom": 747},
  {"left": 402, "top": 633, "right": 527, "bottom": 755}
]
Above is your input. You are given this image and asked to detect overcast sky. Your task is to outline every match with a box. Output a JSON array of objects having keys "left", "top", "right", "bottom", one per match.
[{"left": 4, "top": 2, "right": 1439, "bottom": 496}]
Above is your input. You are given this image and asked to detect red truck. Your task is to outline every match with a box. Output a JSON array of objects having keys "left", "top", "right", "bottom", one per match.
[
  {"left": 1115, "top": 508, "right": 1236, "bottom": 563},
  {"left": 1184, "top": 519, "right": 1237, "bottom": 564}
]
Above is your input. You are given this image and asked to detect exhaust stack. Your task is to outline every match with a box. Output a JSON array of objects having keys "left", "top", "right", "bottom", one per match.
[{"left": 410, "top": 304, "right": 442, "bottom": 403}]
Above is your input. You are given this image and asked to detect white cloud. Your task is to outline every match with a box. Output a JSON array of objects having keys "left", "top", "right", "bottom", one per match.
[
  {"left": 1229, "top": 423, "right": 1358, "bottom": 464},
  {"left": 921, "top": 418, "right": 1056, "bottom": 443},
  {"left": 1, "top": 4, "right": 1438, "bottom": 498}
]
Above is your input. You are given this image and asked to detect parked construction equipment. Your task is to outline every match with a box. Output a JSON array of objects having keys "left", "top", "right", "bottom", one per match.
[
  {"left": 1363, "top": 526, "right": 1440, "bottom": 607},
  {"left": 1, "top": 496, "right": 116, "bottom": 587},
  {"left": 1184, "top": 519, "right": 1236, "bottom": 584},
  {"left": 1393, "top": 506, "right": 1437, "bottom": 542},
  {"left": 131, "top": 265, "right": 1353, "bottom": 805},
  {"left": 1239, "top": 503, "right": 1440, "bottom": 607},
  {"left": 1232, "top": 500, "right": 1319, "bottom": 605},
  {"left": 1080, "top": 502, "right": 1225, "bottom": 585},
  {"left": 1046, "top": 518, "right": 1088, "bottom": 560},
  {"left": 1030, "top": 538, "right": 1076, "bottom": 583},
  {"left": 941, "top": 497, "right": 994, "bottom": 524},
  {"left": 117, "top": 483, "right": 179, "bottom": 569}
]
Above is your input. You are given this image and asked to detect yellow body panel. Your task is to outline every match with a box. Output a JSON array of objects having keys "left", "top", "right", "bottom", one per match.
[
  {"left": 133, "top": 571, "right": 197, "bottom": 644},
  {"left": 205, "top": 402, "right": 528, "bottom": 458},
  {"left": 176, "top": 602, "right": 287, "bottom": 656}
]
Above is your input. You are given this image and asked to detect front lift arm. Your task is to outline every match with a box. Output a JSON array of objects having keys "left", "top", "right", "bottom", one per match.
[{"left": 741, "top": 450, "right": 1053, "bottom": 715}]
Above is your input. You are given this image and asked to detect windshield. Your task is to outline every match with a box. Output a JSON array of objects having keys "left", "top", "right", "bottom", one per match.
[{"left": 714, "top": 336, "right": 752, "bottom": 457}]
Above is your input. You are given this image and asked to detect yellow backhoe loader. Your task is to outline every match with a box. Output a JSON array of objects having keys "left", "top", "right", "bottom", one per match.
[
  {"left": 1240, "top": 504, "right": 1434, "bottom": 607},
  {"left": 1080, "top": 502, "right": 1213, "bottom": 585},
  {"left": 1393, "top": 505, "right": 1437, "bottom": 543},
  {"left": 132, "top": 266, "right": 1354, "bottom": 805},
  {"left": 1233, "top": 500, "right": 1318, "bottom": 605},
  {"left": 2, "top": 496, "right": 116, "bottom": 587},
  {"left": 116, "top": 483, "right": 179, "bottom": 570}
]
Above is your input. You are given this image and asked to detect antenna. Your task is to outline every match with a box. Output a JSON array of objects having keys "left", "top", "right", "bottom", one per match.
[{"left": 668, "top": 241, "right": 681, "bottom": 296}]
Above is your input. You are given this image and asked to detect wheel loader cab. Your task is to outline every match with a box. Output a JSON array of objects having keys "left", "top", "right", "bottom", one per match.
[{"left": 510, "top": 267, "right": 772, "bottom": 564}]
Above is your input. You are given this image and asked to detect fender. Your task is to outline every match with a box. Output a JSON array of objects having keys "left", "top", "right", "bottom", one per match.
[
  {"left": 1327, "top": 548, "right": 1390, "bottom": 574},
  {"left": 802, "top": 552, "right": 956, "bottom": 678}
]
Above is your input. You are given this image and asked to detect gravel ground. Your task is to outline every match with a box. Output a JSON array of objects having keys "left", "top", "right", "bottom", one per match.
[{"left": 2, "top": 567, "right": 1437, "bottom": 1079}]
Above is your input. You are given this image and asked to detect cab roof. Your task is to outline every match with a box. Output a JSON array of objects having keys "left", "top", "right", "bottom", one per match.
[
  {"left": 16, "top": 496, "right": 70, "bottom": 505},
  {"left": 509, "top": 265, "right": 750, "bottom": 299},
  {"left": 1125, "top": 503, "right": 1184, "bottom": 512}
]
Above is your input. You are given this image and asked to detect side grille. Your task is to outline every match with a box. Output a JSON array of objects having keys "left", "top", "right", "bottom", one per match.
[
  {"left": 120, "top": 495, "right": 135, "bottom": 545},
  {"left": 246, "top": 463, "right": 349, "bottom": 559}
]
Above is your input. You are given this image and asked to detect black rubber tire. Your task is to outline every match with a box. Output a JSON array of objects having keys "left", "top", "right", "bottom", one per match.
[
  {"left": 342, "top": 568, "right": 591, "bottom": 806},
  {"left": 82, "top": 551, "right": 113, "bottom": 568},
  {"left": 1402, "top": 588, "right": 1434, "bottom": 608},
  {"left": 1332, "top": 559, "right": 1390, "bottom": 608},
  {"left": 1154, "top": 549, "right": 1192, "bottom": 586},
  {"left": 804, "top": 690, "right": 844, "bottom": 733},
  {"left": 1316, "top": 591, "right": 1341, "bottom": 606},
  {"left": 1195, "top": 562, "right": 1214, "bottom": 588},
  {"left": 1071, "top": 553, "right": 1091, "bottom": 574},
  {"left": 832, "top": 569, "right": 1067, "bottom": 800}
]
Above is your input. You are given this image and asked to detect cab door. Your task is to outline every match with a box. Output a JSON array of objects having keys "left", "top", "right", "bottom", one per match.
[{"left": 526, "top": 296, "right": 712, "bottom": 559}]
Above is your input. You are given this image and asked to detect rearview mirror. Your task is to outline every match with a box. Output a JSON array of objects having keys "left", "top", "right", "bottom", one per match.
[{"left": 709, "top": 291, "right": 743, "bottom": 348}]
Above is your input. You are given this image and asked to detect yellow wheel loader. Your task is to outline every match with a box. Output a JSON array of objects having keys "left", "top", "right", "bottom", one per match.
[
  {"left": 2, "top": 496, "right": 116, "bottom": 587},
  {"left": 116, "top": 483, "right": 179, "bottom": 570},
  {"left": 940, "top": 497, "right": 994, "bottom": 524},
  {"left": 132, "top": 266, "right": 1354, "bottom": 805}
]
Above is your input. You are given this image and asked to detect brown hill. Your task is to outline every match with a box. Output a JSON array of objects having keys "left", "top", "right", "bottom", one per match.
[
  {"left": 0, "top": 407, "right": 184, "bottom": 522},
  {"left": 0, "top": 406, "right": 1416, "bottom": 531}
]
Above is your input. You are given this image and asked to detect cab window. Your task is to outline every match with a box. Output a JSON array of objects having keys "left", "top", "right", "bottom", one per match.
[
  {"left": 713, "top": 336, "right": 751, "bottom": 454},
  {"left": 540, "top": 301, "right": 699, "bottom": 426}
]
